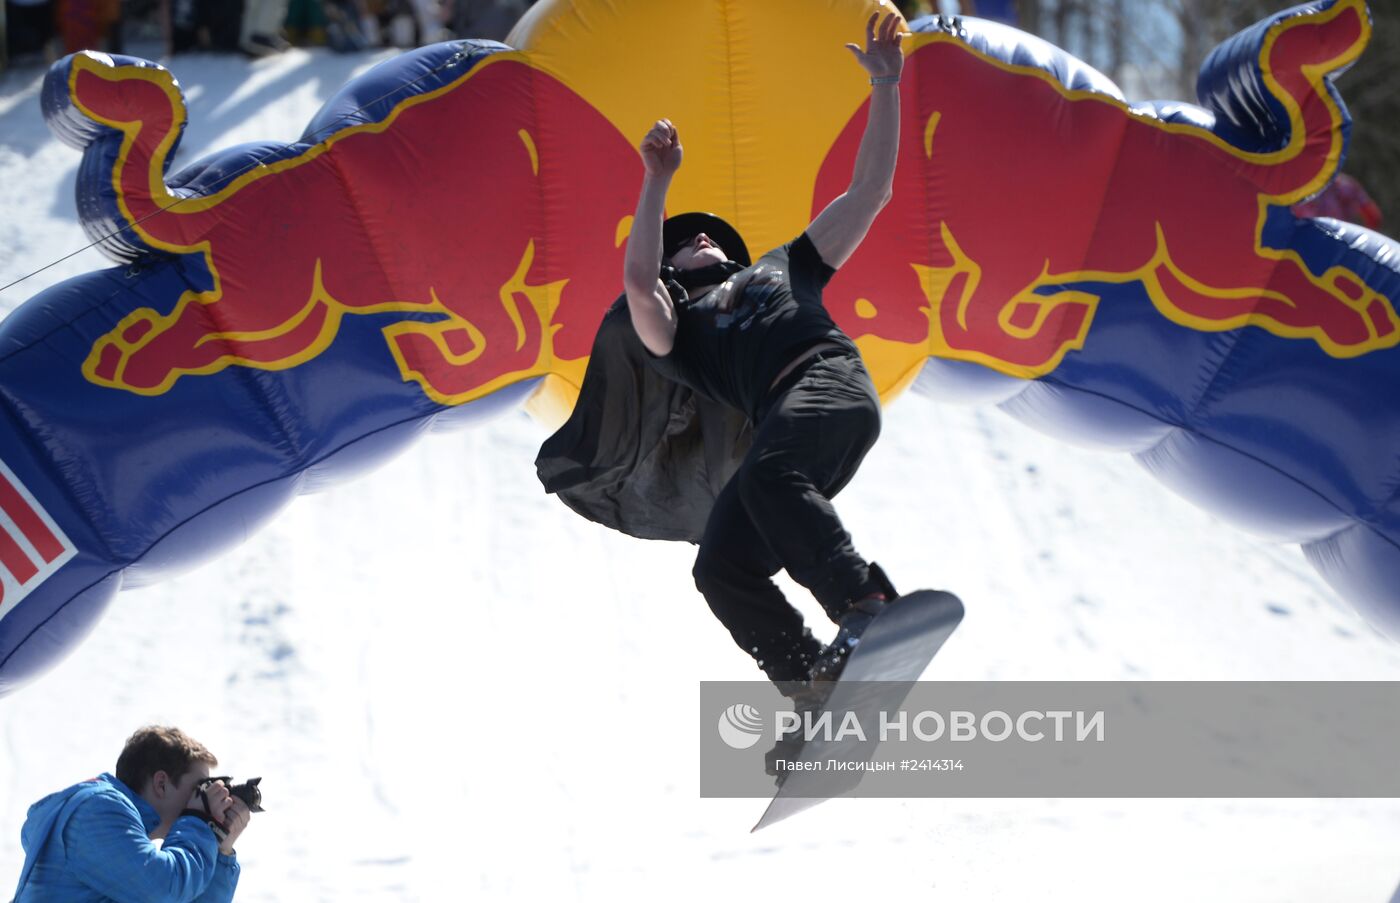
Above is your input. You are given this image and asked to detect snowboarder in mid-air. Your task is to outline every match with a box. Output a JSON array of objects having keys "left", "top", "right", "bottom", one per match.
[
  {"left": 538, "top": 9, "right": 915, "bottom": 701},
  {"left": 623, "top": 10, "right": 907, "bottom": 692}
]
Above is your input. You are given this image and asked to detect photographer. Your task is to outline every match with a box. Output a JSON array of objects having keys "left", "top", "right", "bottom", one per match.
[{"left": 12, "top": 726, "right": 251, "bottom": 902}]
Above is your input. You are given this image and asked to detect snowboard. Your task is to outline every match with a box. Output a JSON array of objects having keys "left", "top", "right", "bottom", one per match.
[{"left": 753, "top": 589, "right": 964, "bottom": 831}]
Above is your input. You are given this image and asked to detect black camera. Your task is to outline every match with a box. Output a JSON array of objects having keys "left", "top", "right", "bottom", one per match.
[{"left": 200, "top": 776, "right": 264, "bottom": 813}]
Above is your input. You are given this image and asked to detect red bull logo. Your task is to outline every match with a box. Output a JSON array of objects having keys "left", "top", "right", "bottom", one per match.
[
  {"left": 818, "top": 0, "right": 1397, "bottom": 379},
  {"left": 69, "top": 51, "right": 638, "bottom": 404}
]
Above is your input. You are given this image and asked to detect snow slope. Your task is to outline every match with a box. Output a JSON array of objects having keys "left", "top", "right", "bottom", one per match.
[{"left": 2, "top": 46, "right": 1399, "bottom": 902}]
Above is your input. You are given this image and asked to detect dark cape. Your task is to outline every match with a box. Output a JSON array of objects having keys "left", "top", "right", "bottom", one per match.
[{"left": 534, "top": 294, "right": 752, "bottom": 543}]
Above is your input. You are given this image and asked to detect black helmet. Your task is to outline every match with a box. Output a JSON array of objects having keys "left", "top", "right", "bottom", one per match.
[{"left": 661, "top": 212, "right": 751, "bottom": 268}]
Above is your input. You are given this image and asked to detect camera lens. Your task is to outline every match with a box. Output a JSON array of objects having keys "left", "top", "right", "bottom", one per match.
[{"left": 228, "top": 777, "right": 264, "bottom": 812}]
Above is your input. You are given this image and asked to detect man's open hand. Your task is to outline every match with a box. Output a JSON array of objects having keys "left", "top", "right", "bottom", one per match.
[{"left": 846, "top": 8, "right": 906, "bottom": 81}]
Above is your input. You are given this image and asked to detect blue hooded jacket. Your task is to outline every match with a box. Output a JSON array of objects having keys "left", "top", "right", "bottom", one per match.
[{"left": 13, "top": 773, "right": 239, "bottom": 902}]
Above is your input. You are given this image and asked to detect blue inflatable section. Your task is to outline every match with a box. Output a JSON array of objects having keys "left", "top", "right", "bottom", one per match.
[
  {"left": 0, "top": 42, "right": 533, "bottom": 694},
  {"left": 901, "top": 1, "right": 1394, "bottom": 618},
  {"left": 905, "top": 1, "right": 1400, "bottom": 629}
]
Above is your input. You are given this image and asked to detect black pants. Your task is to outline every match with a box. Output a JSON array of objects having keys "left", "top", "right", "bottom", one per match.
[{"left": 692, "top": 347, "right": 882, "bottom": 682}]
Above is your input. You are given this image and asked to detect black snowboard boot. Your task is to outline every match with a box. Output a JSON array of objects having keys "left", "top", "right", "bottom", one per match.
[
  {"left": 765, "top": 680, "right": 825, "bottom": 781},
  {"left": 770, "top": 676, "right": 827, "bottom": 714},
  {"left": 809, "top": 562, "right": 900, "bottom": 685}
]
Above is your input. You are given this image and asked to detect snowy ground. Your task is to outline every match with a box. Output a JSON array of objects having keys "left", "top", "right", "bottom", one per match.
[{"left": 2, "top": 46, "right": 1399, "bottom": 902}]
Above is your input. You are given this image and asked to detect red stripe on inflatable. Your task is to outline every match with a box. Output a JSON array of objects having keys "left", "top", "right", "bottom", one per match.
[
  {"left": 0, "top": 524, "right": 38, "bottom": 586},
  {"left": 0, "top": 473, "right": 65, "bottom": 563}
]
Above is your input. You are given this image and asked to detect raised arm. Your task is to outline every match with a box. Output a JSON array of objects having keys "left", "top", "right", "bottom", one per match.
[
  {"left": 805, "top": 10, "right": 904, "bottom": 270},
  {"left": 623, "top": 119, "right": 683, "bottom": 357}
]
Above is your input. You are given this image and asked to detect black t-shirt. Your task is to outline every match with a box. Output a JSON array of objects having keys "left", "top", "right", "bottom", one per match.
[{"left": 645, "top": 232, "right": 858, "bottom": 421}]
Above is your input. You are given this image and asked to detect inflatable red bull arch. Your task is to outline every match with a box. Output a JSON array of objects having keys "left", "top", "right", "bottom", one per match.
[{"left": 0, "top": 0, "right": 1396, "bottom": 695}]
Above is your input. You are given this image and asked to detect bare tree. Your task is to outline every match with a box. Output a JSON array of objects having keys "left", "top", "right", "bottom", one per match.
[
  {"left": 1106, "top": 0, "right": 1127, "bottom": 85},
  {"left": 1328, "top": 4, "right": 1399, "bottom": 235},
  {"left": 1016, "top": 0, "right": 1042, "bottom": 35}
]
